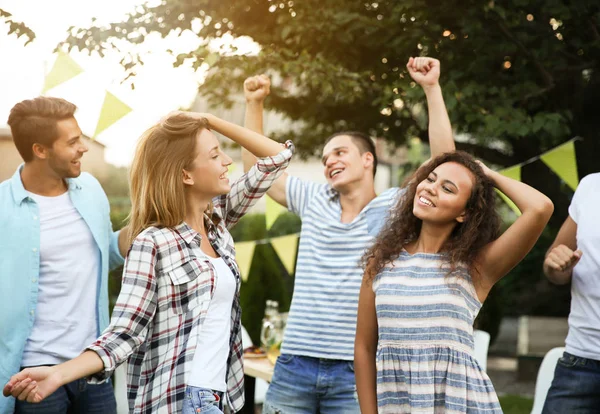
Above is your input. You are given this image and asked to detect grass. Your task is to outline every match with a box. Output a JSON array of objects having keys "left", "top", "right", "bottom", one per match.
[{"left": 499, "top": 394, "right": 534, "bottom": 414}]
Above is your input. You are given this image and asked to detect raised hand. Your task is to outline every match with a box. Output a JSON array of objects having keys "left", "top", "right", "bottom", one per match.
[
  {"left": 545, "top": 244, "right": 583, "bottom": 273},
  {"left": 244, "top": 74, "right": 271, "bottom": 103},
  {"left": 3, "top": 366, "right": 62, "bottom": 403},
  {"left": 407, "top": 57, "right": 441, "bottom": 88}
]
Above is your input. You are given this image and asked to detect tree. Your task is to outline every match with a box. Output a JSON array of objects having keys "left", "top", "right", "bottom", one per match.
[
  {"left": 68, "top": 1, "right": 599, "bottom": 323},
  {"left": 63, "top": 0, "right": 599, "bottom": 223},
  {"left": 1, "top": 8, "right": 35, "bottom": 44}
]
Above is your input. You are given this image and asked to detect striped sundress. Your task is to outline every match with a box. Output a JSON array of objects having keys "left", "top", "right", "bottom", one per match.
[{"left": 372, "top": 250, "right": 503, "bottom": 413}]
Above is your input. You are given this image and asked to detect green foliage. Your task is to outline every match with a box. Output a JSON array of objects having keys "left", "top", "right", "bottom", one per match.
[
  {"left": 0, "top": 8, "right": 35, "bottom": 44},
  {"left": 230, "top": 212, "right": 301, "bottom": 344},
  {"left": 63, "top": 0, "right": 600, "bottom": 224},
  {"left": 99, "top": 165, "right": 130, "bottom": 199},
  {"left": 498, "top": 394, "right": 534, "bottom": 414}
]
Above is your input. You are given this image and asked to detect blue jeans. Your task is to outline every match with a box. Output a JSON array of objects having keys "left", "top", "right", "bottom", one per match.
[
  {"left": 182, "top": 386, "right": 224, "bottom": 414},
  {"left": 14, "top": 377, "right": 116, "bottom": 414},
  {"left": 542, "top": 351, "right": 600, "bottom": 414},
  {"left": 263, "top": 354, "right": 359, "bottom": 414}
]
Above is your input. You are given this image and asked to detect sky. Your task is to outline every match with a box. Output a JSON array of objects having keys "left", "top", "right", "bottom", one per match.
[{"left": 0, "top": 0, "right": 238, "bottom": 166}]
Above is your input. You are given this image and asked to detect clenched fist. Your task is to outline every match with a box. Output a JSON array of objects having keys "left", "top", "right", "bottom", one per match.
[
  {"left": 407, "top": 57, "right": 441, "bottom": 88},
  {"left": 244, "top": 74, "right": 271, "bottom": 103},
  {"left": 544, "top": 244, "right": 582, "bottom": 273}
]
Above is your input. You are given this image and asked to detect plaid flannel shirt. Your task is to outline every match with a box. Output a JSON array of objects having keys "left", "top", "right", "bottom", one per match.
[{"left": 87, "top": 142, "right": 293, "bottom": 414}]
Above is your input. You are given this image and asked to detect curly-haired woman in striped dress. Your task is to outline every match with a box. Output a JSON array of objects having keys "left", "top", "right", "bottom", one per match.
[{"left": 355, "top": 151, "right": 553, "bottom": 413}]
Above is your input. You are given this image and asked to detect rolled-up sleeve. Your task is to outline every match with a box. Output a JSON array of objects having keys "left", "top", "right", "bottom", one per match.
[
  {"left": 215, "top": 141, "right": 294, "bottom": 229},
  {"left": 87, "top": 233, "right": 158, "bottom": 382}
]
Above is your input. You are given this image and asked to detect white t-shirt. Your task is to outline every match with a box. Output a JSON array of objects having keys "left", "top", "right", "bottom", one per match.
[
  {"left": 21, "top": 192, "right": 100, "bottom": 366},
  {"left": 566, "top": 173, "right": 600, "bottom": 360},
  {"left": 188, "top": 256, "right": 236, "bottom": 391}
]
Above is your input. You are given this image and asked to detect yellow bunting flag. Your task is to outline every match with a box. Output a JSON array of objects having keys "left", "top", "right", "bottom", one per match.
[
  {"left": 265, "top": 195, "right": 284, "bottom": 230},
  {"left": 498, "top": 166, "right": 522, "bottom": 216},
  {"left": 228, "top": 163, "right": 237, "bottom": 174},
  {"left": 235, "top": 241, "right": 256, "bottom": 282},
  {"left": 541, "top": 141, "right": 579, "bottom": 191},
  {"left": 271, "top": 234, "right": 299, "bottom": 275},
  {"left": 93, "top": 91, "right": 132, "bottom": 137},
  {"left": 42, "top": 51, "right": 84, "bottom": 93}
]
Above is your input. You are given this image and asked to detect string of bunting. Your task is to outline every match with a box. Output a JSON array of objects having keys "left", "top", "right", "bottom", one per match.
[
  {"left": 42, "top": 50, "right": 132, "bottom": 139},
  {"left": 234, "top": 233, "right": 300, "bottom": 282},
  {"left": 497, "top": 137, "right": 580, "bottom": 216}
]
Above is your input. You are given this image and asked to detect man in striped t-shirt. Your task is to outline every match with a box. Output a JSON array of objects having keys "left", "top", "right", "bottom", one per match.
[{"left": 242, "top": 57, "right": 455, "bottom": 413}]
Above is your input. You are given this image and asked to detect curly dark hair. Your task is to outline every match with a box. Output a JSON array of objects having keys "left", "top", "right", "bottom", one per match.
[{"left": 362, "top": 151, "right": 501, "bottom": 282}]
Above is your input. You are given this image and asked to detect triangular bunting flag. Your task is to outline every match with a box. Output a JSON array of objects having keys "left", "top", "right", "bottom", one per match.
[
  {"left": 235, "top": 241, "right": 256, "bottom": 282},
  {"left": 496, "top": 190, "right": 521, "bottom": 217},
  {"left": 541, "top": 141, "right": 579, "bottom": 191},
  {"left": 42, "top": 51, "right": 84, "bottom": 93},
  {"left": 498, "top": 166, "right": 522, "bottom": 216},
  {"left": 228, "top": 163, "right": 237, "bottom": 174},
  {"left": 93, "top": 91, "right": 132, "bottom": 137},
  {"left": 265, "top": 195, "right": 284, "bottom": 230},
  {"left": 271, "top": 234, "right": 299, "bottom": 275}
]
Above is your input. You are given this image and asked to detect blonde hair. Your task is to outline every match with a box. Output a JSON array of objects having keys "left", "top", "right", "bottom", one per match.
[{"left": 128, "top": 113, "right": 209, "bottom": 243}]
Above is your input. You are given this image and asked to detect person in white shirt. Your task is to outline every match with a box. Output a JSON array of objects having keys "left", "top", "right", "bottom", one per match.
[{"left": 542, "top": 173, "right": 600, "bottom": 413}]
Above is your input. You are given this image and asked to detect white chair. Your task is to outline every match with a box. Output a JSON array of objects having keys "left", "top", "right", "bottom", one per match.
[
  {"left": 530, "top": 347, "right": 565, "bottom": 414},
  {"left": 113, "top": 362, "right": 128, "bottom": 414},
  {"left": 241, "top": 325, "right": 270, "bottom": 404},
  {"left": 473, "top": 329, "right": 491, "bottom": 371}
]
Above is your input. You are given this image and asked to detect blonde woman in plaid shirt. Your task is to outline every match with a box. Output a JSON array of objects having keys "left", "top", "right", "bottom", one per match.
[{"left": 4, "top": 112, "right": 294, "bottom": 413}]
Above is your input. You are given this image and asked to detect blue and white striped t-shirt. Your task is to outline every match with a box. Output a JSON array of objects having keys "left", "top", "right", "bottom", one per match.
[{"left": 281, "top": 175, "right": 402, "bottom": 360}]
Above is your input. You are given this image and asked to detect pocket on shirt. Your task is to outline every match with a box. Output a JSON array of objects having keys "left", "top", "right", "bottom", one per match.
[{"left": 167, "top": 259, "right": 213, "bottom": 314}]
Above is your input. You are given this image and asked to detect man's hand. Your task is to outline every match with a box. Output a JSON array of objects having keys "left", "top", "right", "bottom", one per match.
[
  {"left": 407, "top": 57, "right": 441, "bottom": 88},
  {"left": 3, "top": 366, "right": 62, "bottom": 403},
  {"left": 244, "top": 74, "right": 271, "bottom": 103},
  {"left": 545, "top": 245, "right": 582, "bottom": 274}
]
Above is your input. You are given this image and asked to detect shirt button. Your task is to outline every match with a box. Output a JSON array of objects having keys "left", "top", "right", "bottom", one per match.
[
  {"left": 33, "top": 215, "right": 38, "bottom": 220},
  {"left": 30, "top": 310, "right": 34, "bottom": 316},
  {"left": 32, "top": 278, "right": 37, "bottom": 283},
  {"left": 32, "top": 248, "right": 37, "bottom": 252}
]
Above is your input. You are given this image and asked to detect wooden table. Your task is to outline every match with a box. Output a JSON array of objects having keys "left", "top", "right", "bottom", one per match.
[{"left": 243, "top": 356, "right": 274, "bottom": 382}]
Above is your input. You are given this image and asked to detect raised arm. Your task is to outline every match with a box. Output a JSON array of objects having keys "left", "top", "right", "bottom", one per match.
[
  {"left": 543, "top": 216, "right": 580, "bottom": 285},
  {"left": 355, "top": 275, "right": 379, "bottom": 414},
  {"left": 241, "top": 75, "right": 288, "bottom": 207},
  {"left": 407, "top": 57, "right": 455, "bottom": 158},
  {"left": 475, "top": 162, "right": 554, "bottom": 296}
]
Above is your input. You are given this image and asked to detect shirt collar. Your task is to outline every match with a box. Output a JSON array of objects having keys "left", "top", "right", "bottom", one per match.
[
  {"left": 9, "top": 164, "right": 83, "bottom": 205},
  {"left": 176, "top": 213, "right": 221, "bottom": 247},
  {"left": 326, "top": 185, "right": 339, "bottom": 202}
]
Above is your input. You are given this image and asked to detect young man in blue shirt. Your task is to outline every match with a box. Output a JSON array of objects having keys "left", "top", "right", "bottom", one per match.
[{"left": 0, "top": 97, "right": 130, "bottom": 414}]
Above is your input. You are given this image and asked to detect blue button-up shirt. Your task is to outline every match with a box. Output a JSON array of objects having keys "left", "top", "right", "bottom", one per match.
[{"left": 0, "top": 166, "right": 124, "bottom": 413}]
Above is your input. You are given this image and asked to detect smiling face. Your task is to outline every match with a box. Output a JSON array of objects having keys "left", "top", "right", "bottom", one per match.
[
  {"left": 321, "top": 135, "right": 374, "bottom": 191},
  {"left": 44, "top": 117, "right": 87, "bottom": 179},
  {"left": 413, "top": 161, "right": 476, "bottom": 225},
  {"left": 183, "top": 128, "right": 233, "bottom": 198}
]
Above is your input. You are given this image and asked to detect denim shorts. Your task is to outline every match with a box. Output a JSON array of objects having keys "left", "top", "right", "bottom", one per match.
[
  {"left": 182, "top": 386, "right": 225, "bottom": 414},
  {"left": 263, "top": 354, "right": 359, "bottom": 414}
]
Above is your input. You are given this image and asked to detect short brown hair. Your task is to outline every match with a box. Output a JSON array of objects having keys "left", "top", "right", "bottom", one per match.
[
  {"left": 7, "top": 97, "right": 77, "bottom": 162},
  {"left": 324, "top": 131, "right": 378, "bottom": 176}
]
